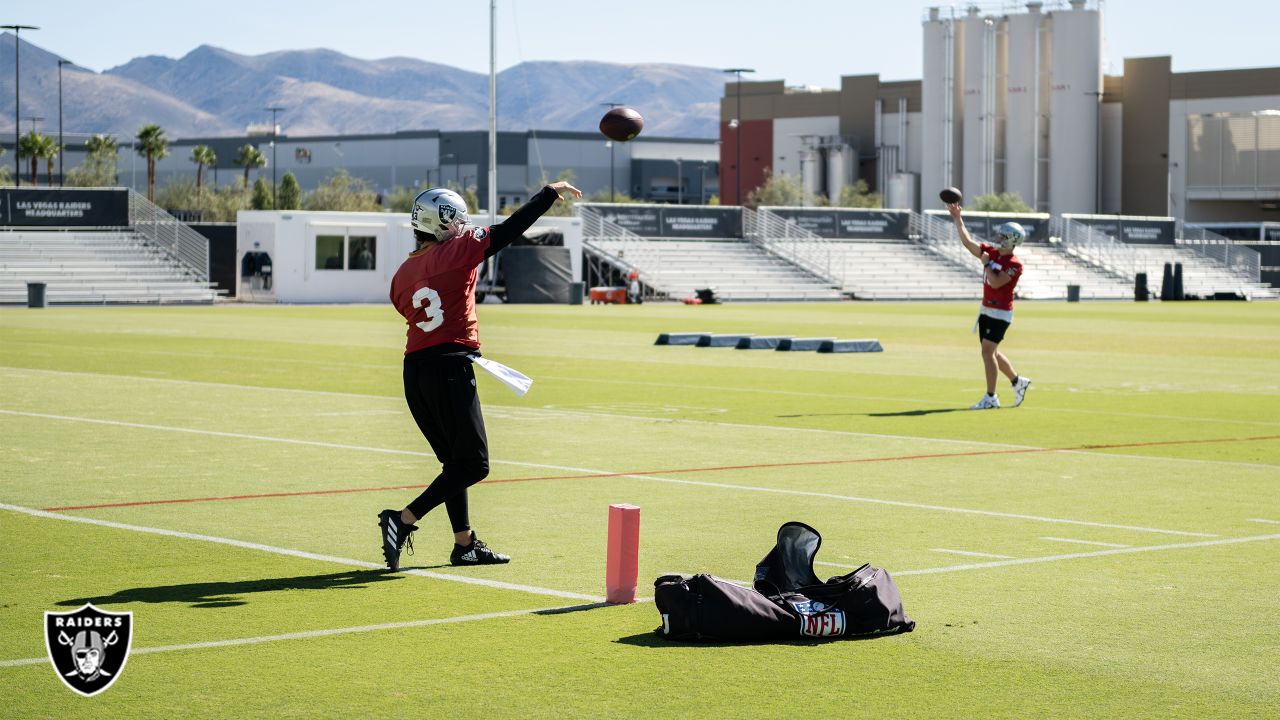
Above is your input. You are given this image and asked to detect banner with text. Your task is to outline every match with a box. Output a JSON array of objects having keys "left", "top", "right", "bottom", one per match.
[
  {"left": 593, "top": 205, "right": 743, "bottom": 238},
  {"left": 1, "top": 188, "right": 130, "bottom": 227},
  {"left": 1067, "top": 215, "right": 1176, "bottom": 245},
  {"left": 766, "top": 208, "right": 912, "bottom": 240}
]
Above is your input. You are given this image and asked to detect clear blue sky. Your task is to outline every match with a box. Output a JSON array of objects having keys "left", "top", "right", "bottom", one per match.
[{"left": 11, "top": 0, "right": 1279, "bottom": 85}]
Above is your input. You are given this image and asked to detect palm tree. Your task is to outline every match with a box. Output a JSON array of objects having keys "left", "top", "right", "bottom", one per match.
[
  {"left": 135, "top": 124, "right": 170, "bottom": 201},
  {"left": 191, "top": 145, "right": 217, "bottom": 193},
  {"left": 234, "top": 144, "right": 267, "bottom": 187},
  {"left": 18, "top": 131, "right": 43, "bottom": 183},
  {"left": 88, "top": 135, "right": 119, "bottom": 185},
  {"left": 37, "top": 134, "right": 59, "bottom": 185},
  {"left": 86, "top": 134, "right": 117, "bottom": 158},
  {"left": 68, "top": 135, "right": 119, "bottom": 187}
]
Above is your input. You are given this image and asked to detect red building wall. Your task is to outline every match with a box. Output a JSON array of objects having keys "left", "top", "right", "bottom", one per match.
[{"left": 719, "top": 119, "right": 773, "bottom": 206}]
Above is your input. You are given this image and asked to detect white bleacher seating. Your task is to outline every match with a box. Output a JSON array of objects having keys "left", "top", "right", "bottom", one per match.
[
  {"left": 0, "top": 231, "right": 219, "bottom": 305},
  {"left": 590, "top": 237, "right": 844, "bottom": 301},
  {"left": 1062, "top": 243, "right": 1279, "bottom": 300}
]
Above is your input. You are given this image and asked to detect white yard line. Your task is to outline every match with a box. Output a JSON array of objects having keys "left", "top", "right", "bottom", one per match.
[
  {"left": 0, "top": 503, "right": 601, "bottom": 602},
  {"left": 814, "top": 560, "right": 863, "bottom": 569},
  {"left": 1246, "top": 518, "right": 1280, "bottom": 525},
  {"left": 897, "top": 533, "right": 1280, "bottom": 576},
  {"left": 628, "top": 473, "right": 1217, "bottom": 537},
  {"left": 0, "top": 409, "right": 1217, "bottom": 537},
  {"left": 3, "top": 503, "right": 1276, "bottom": 667},
  {"left": 0, "top": 602, "right": 615, "bottom": 669},
  {"left": 10, "top": 351, "right": 1280, "bottom": 428},
  {"left": 1039, "top": 536, "right": 1131, "bottom": 548},
  {"left": 930, "top": 548, "right": 1017, "bottom": 559},
  {"left": 7, "top": 366, "right": 1279, "bottom": 470}
]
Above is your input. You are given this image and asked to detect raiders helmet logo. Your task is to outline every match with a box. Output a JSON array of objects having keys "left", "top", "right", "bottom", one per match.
[
  {"left": 45, "top": 604, "right": 133, "bottom": 696},
  {"left": 438, "top": 205, "right": 457, "bottom": 224}
]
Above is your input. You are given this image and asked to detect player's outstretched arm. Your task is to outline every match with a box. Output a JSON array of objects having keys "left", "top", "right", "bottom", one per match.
[
  {"left": 484, "top": 183, "right": 580, "bottom": 258},
  {"left": 947, "top": 203, "right": 983, "bottom": 259}
]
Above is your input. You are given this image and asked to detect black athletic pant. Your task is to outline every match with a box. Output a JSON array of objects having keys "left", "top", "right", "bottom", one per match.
[{"left": 402, "top": 349, "right": 490, "bottom": 531}]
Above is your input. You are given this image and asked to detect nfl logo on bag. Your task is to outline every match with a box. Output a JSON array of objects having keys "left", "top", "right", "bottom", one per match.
[{"left": 791, "top": 599, "right": 846, "bottom": 638}]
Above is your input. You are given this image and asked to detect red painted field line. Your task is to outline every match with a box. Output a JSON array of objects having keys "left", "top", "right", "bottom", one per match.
[{"left": 41, "top": 434, "right": 1280, "bottom": 513}]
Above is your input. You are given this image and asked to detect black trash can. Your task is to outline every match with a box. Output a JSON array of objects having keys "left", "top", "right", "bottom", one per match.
[
  {"left": 568, "top": 281, "right": 585, "bottom": 306},
  {"left": 1066, "top": 284, "right": 1081, "bottom": 303},
  {"left": 27, "top": 282, "right": 47, "bottom": 309},
  {"left": 1135, "top": 272, "right": 1149, "bottom": 302}
]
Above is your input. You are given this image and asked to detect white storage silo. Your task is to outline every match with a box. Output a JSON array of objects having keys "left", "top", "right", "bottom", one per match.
[
  {"left": 825, "top": 143, "right": 851, "bottom": 204},
  {"left": 961, "top": 8, "right": 998, "bottom": 198},
  {"left": 887, "top": 172, "right": 919, "bottom": 210},
  {"left": 800, "top": 148, "right": 823, "bottom": 201},
  {"left": 922, "top": 7, "right": 963, "bottom": 208},
  {"left": 1048, "top": 0, "right": 1101, "bottom": 214},
  {"left": 1005, "top": 3, "right": 1044, "bottom": 210}
]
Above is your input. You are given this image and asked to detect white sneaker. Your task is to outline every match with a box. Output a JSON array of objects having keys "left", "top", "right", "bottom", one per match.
[
  {"left": 970, "top": 394, "right": 1001, "bottom": 410},
  {"left": 1012, "top": 376, "right": 1032, "bottom": 407}
]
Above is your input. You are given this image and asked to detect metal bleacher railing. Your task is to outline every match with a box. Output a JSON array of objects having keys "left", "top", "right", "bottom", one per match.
[
  {"left": 908, "top": 211, "right": 986, "bottom": 273},
  {"left": 743, "top": 208, "right": 840, "bottom": 286},
  {"left": 1050, "top": 215, "right": 1142, "bottom": 282},
  {"left": 127, "top": 190, "right": 210, "bottom": 281},
  {"left": 1177, "top": 223, "right": 1261, "bottom": 282},
  {"left": 576, "top": 205, "right": 664, "bottom": 299}
]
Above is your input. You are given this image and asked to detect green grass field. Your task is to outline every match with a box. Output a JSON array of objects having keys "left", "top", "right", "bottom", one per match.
[{"left": 2, "top": 301, "right": 1278, "bottom": 719}]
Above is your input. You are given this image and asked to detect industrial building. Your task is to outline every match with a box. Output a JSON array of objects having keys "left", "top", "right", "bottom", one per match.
[
  {"left": 47, "top": 129, "right": 719, "bottom": 212},
  {"left": 718, "top": 0, "right": 1280, "bottom": 223}
]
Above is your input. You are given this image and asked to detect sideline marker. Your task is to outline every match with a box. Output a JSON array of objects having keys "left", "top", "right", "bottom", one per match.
[{"left": 606, "top": 504, "right": 641, "bottom": 604}]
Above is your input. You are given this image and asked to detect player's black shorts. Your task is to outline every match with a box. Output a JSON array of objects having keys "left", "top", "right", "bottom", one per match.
[
  {"left": 402, "top": 351, "right": 488, "bottom": 468},
  {"left": 978, "top": 314, "right": 1011, "bottom": 344}
]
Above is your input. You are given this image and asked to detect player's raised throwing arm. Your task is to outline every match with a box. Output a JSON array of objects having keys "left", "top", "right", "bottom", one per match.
[
  {"left": 484, "top": 181, "right": 583, "bottom": 259},
  {"left": 947, "top": 203, "right": 984, "bottom": 259}
]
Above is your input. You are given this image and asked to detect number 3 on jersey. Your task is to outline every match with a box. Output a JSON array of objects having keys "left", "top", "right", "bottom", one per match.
[{"left": 412, "top": 286, "right": 444, "bottom": 333}]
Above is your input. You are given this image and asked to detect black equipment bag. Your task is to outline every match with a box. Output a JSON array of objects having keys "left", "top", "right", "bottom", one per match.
[
  {"left": 654, "top": 522, "right": 915, "bottom": 642},
  {"left": 653, "top": 574, "right": 797, "bottom": 642},
  {"left": 755, "top": 521, "right": 915, "bottom": 638}
]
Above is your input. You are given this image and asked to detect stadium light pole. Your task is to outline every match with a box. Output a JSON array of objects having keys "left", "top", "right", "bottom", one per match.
[
  {"left": 4, "top": 24, "right": 39, "bottom": 187},
  {"left": 266, "top": 106, "right": 284, "bottom": 208},
  {"left": 675, "top": 157, "right": 683, "bottom": 205},
  {"left": 601, "top": 102, "right": 622, "bottom": 202},
  {"left": 58, "top": 59, "right": 70, "bottom": 187},
  {"left": 722, "top": 68, "right": 754, "bottom": 205}
]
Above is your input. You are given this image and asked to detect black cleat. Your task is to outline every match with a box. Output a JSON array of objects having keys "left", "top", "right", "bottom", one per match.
[
  {"left": 450, "top": 532, "right": 510, "bottom": 566},
  {"left": 377, "top": 509, "right": 418, "bottom": 571}
]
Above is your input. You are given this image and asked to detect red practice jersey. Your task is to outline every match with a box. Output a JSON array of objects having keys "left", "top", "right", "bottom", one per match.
[
  {"left": 978, "top": 242, "right": 1023, "bottom": 312},
  {"left": 390, "top": 226, "right": 491, "bottom": 354}
]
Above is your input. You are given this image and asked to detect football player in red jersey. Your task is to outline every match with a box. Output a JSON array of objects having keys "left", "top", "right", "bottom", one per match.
[
  {"left": 378, "top": 181, "right": 581, "bottom": 571},
  {"left": 947, "top": 203, "right": 1032, "bottom": 410}
]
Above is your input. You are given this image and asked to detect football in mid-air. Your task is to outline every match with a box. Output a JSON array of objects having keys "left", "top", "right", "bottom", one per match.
[
  {"left": 939, "top": 186, "right": 963, "bottom": 204},
  {"left": 599, "top": 107, "right": 645, "bottom": 142}
]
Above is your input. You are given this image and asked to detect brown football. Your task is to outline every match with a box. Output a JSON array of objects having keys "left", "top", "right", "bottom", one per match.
[
  {"left": 599, "top": 107, "right": 645, "bottom": 142},
  {"left": 939, "top": 186, "right": 963, "bottom": 204}
]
